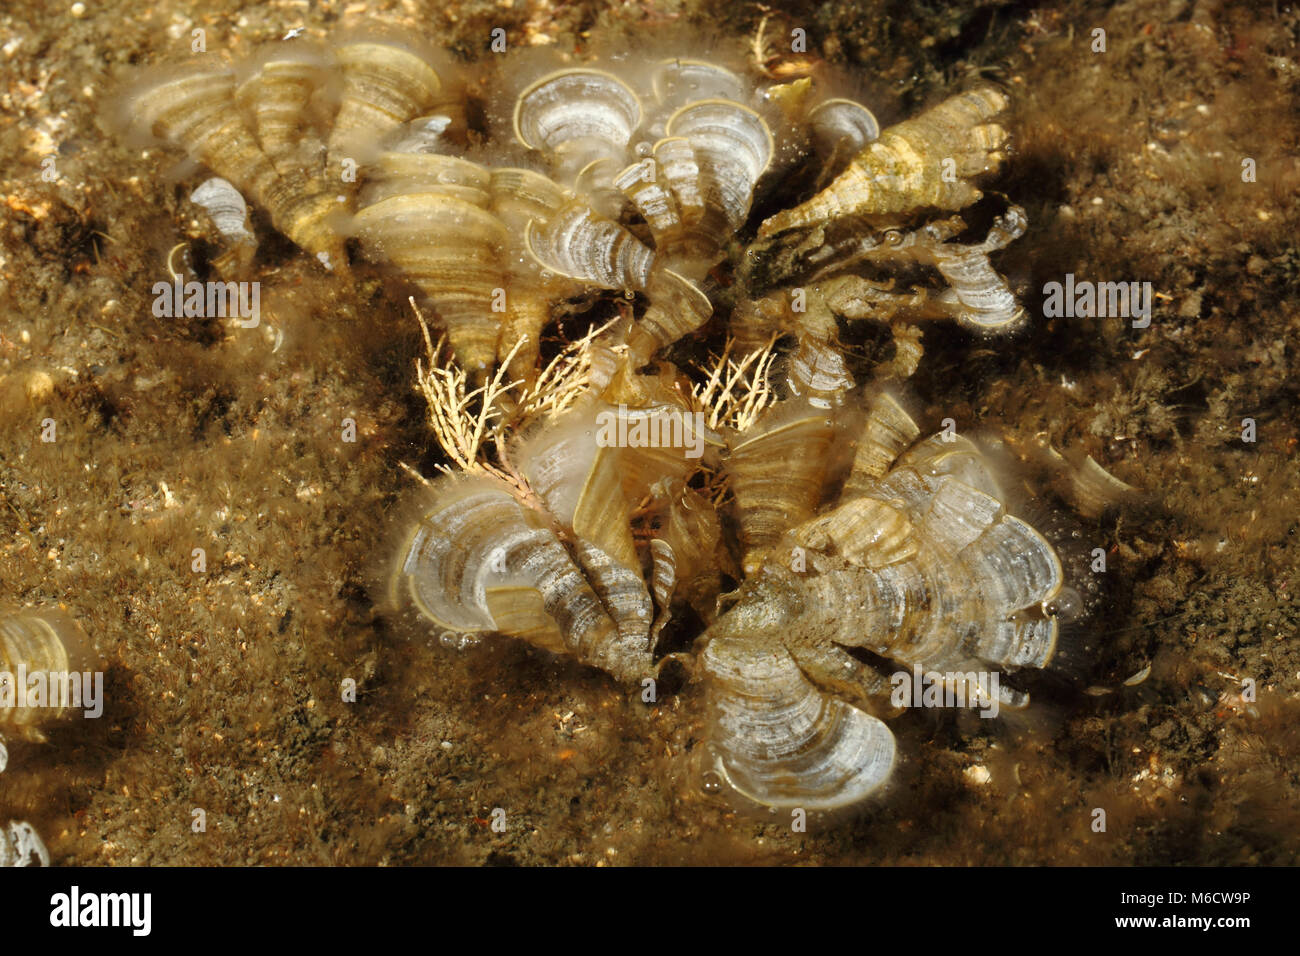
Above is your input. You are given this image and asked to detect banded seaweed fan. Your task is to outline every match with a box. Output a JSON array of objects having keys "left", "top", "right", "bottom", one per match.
[{"left": 116, "top": 28, "right": 1089, "bottom": 811}]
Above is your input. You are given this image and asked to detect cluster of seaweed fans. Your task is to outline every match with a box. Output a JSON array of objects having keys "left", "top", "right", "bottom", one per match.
[{"left": 115, "top": 26, "right": 1080, "bottom": 811}]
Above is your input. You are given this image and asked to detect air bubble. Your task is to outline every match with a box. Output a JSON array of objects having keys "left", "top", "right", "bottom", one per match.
[{"left": 1043, "top": 586, "right": 1083, "bottom": 622}]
